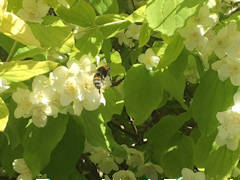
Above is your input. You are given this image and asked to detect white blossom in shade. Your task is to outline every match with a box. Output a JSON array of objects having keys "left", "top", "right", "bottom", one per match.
[
  {"left": 116, "top": 31, "right": 135, "bottom": 48},
  {"left": 232, "top": 92, "right": 240, "bottom": 113},
  {"left": 17, "top": 0, "right": 50, "bottom": 23},
  {"left": 210, "top": 22, "right": 240, "bottom": 59},
  {"left": 138, "top": 48, "right": 160, "bottom": 70},
  {"left": 212, "top": 57, "right": 240, "bottom": 86},
  {"left": 12, "top": 88, "right": 33, "bottom": 119},
  {"left": 190, "top": 5, "right": 218, "bottom": 29},
  {"left": 112, "top": 170, "right": 136, "bottom": 180},
  {"left": 122, "top": 144, "right": 144, "bottom": 168},
  {"left": 125, "top": 23, "right": 141, "bottom": 40},
  {"left": 136, "top": 162, "right": 163, "bottom": 180},
  {"left": 84, "top": 142, "right": 118, "bottom": 174},
  {"left": 180, "top": 24, "right": 208, "bottom": 52},
  {"left": 98, "top": 156, "right": 119, "bottom": 174},
  {"left": 233, "top": 167, "right": 240, "bottom": 177},
  {"left": 215, "top": 110, "right": 240, "bottom": 151},
  {"left": 0, "top": 77, "right": 9, "bottom": 93},
  {"left": 13, "top": 158, "right": 32, "bottom": 180},
  {"left": 181, "top": 168, "right": 205, "bottom": 180}
]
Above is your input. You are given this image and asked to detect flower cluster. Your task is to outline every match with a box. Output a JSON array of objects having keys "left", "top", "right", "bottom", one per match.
[
  {"left": 215, "top": 92, "right": 240, "bottom": 151},
  {"left": 12, "top": 55, "right": 106, "bottom": 128},
  {"left": 117, "top": 23, "right": 141, "bottom": 48}
]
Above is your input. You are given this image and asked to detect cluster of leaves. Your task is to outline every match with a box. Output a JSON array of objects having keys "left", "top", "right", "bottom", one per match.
[{"left": 1, "top": 0, "right": 240, "bottom": 179}]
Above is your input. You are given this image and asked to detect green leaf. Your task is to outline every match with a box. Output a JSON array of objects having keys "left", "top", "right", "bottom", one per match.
[
  {"left": 158, "top": 34, "right": 184, "bottom": 68},
  {"left": 127, "top": 5, "right": 146, "bottom": 23},
  {"left": 159, "top": 52, "right": 187, "bottom": 108},
  {"left": 146, "top": 0, "right": 203, "bottom": 36},
  {"left": 162, "top": 135, "right": 194, "bottom": 178},
  {"left": 23, "top": 115, "right": 68, "bottom": 177},
  {"left": 45, "top": 119, "right": 84, "bottom": 180},
  {"left": 206, "top": 146, "right": 240, "bottom": 179},
  {"left": 56, "top": 0, "right": 96, "bottom": 27},
  {"left": 194, "top": 131, "right": 217, "bottom": 168},
  {"left": 75, "top": 29, "right": 103, "bottom": 57},
  {"left": 138, "top": 22, "right": 152, "bottom": 47},
  {"left": 89, "top": 0, "right": 119, "bottom": 15},
  {"left": 191, "top": 70, "right": 237, "bottom": 136},
  {"left": 109, "top": 62, "right": 125, "bottom": 77},
  {"left": 78, "top": 110, "right": 110, "bottom": 149},
  {"left": 4, "top": 99, "right": 28, "bottom": 148},
  {"left": 0, "top": 60, "right": 58, "bottom": 82},
  {"left": 12, "top": 46, "right": 45, "bottom": 60},
  {"left": 99, "top": 87, "right": 124, "bottom": 123},
  {"left": 96, "top": 14, "right": 130, "bottom": 39},
  {"left": 123, "top": 65, "right": 163, "bottom": 125},
  {"left": 78, "top": 110, "right": 125, "bottom": 157},
  {"left": 146, "top": 112, "right": 191, "bottom": 154},
  {"left": 0, "top": 97, "right": 8, "bottom": 132},
  {"left": 29, "top": 23, "right": 72, "bottom": 49},
  {"left": 0, "top": 33, "right": 14, "bottom": 52},
  {"left": 110, "top": 51, "right": 122, "bottom": 64}
]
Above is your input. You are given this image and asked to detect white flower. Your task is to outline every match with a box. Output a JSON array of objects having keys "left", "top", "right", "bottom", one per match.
[
  {"left": 232, "top": 92, "right": 240, "bottom": 113},
  {"left": 50, "top": 66, "right": 82, "bottom": 107},
  {"left": 136, "top": 162, "right": 163, "bottom": 180},
  {"left": 207, "top": 0, "right": 216, "bottom": 8},
  {"left": 67, "top": 55, "right": 96, "bottom": 74},
  {"left": 212, "top": 57, "right": 240, "bottom": 86},
  {"left": 210, "top": 22, "right": 240, "bottom": 59},
  {"left": 0, "top": 77, "right": 9, "bottom": 93},
  {"left": 125, "top": 24, "right": 141, "bottom": 40},
  {"left": 180, "top": 24, "right": 208, "bottom": 52},
  {"left": 215, "top": 110, "right": 240, "bottom": 151},
  {"left": 29, "top": 75, "right": 59, "bottom": 127},
  {"left": 17, "top": 0, "right": 50, "bottom": 23},
  {"left": 190, "top": 5, "right": 218, "bottom": 29},
  {"left": 112, "top": 170, "right": 136, "bottom": 180},
  {"left": 181, "top": 168, "right": 205, "bottom": 180},
  {"left": 12, "top": 88, "right": 33, "bottom": 119},
  {"left": 13, "top": 158, "right": 32, "bottom": 180},
  {"left": 122, "top": 144, "right": 144, "bottom": 168},
  {"left": 138, "top": 48, "right": 160, "bottom": 70},
  {"left": 78, "top": 72, "right": 105, "bottom": 111}
]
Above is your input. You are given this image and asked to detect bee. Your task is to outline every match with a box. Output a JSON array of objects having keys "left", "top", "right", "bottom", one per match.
[{"left": 93, "top": 65, "right": 111, "bottom": 93}]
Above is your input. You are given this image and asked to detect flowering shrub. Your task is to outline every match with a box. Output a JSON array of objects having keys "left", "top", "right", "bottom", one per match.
[{"left": 1, "top": 0, "right": 240, "bottom": 179}]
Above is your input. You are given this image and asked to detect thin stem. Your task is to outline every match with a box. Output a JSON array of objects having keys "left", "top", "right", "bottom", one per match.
[{"left": 6, "top": 41, "right": 17, "bottom": 62}]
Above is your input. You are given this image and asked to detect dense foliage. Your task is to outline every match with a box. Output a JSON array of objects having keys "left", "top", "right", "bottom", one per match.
[{"left": 1, "top": 0, "right": 240, "bottom": 179}]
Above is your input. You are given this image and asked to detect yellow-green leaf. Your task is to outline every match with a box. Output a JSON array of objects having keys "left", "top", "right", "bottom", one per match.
[
  {"left": 0, "top": 60, "right": 58, "bottom": 82},
  {"left": 0, "top": 97, "right": 9, "bottom": 131},
  {"left": 126, "top": 5, "right": 146, "bottom": 23},
  {"left": 0, "top": 12, "right": 40, "bottom": 47}
]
